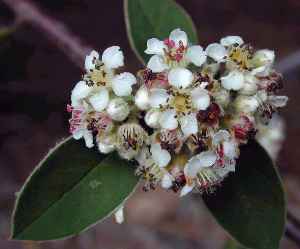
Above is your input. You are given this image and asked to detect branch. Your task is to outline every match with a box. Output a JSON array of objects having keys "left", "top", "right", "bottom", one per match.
[
  {"left": 285, "top": 211, "right": 300, "bottom": 247},
  {"left": 1, "top": 0, "right": 92, "bottom": 69}
]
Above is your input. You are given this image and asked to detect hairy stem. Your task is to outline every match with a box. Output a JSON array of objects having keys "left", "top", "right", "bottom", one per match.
[{"left": 1, "top": 0, "right": 92, "bottom": 69}]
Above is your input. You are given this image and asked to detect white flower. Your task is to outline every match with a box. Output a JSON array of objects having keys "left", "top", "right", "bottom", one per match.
[
  {"left": 191, "top": 87, "right": 210, "bottom": 110},
  {"left": 147, "top": 55, "right": 169, "bottom": 73},
  {"left": 251, "top": 49, "right": 275, "bottom": 76},
  {"left": 71, "top": 81, "right": 93, "bottom": 107},
  {"left": 97, "top": 134, "right": 116, "bottom": 154},
  {"left": 235, "top": 95, "right": 260, "bottom": 114},
  {"left": 186, "top": 45, "right": 207, "bottom": 66},
  {"left": 213, "top": 88, "right": 230, "bottom": 107},
  {"left": 256, "top": 114, "right": 285, "bottom": 160},
  {"left": 150, "top": 143, "right": 171, "bottom": 168},
  {"left": 212, "top": 130, "right": 239, "bottom": 168},
  {"left": 168, "top": 68, "right": 193, "bottom": 89},
  {"left": 179, "top": 113, "right": 198, "bottom": 137},
  {"left": 102, "top": 46, "right": 124, "bottom": 69},
  {"left": 145, "top": 28, "right": 206, "bottom": 72},
  {"left": 169, "top": 28, "right": 188, "bottom": 47},
  {"left": 85, "top": 50, "right": 99, "bottom": 71},
  {"left": 159, "top": 109, "right": 178, "bottom": 130},
  {"left": 135, "top": 86, "right": 150, "bottom": 110},
  {"left": 184, "top": 151, "right": 217, "bottom": 178},
  {"left": 161, "top": 173, "right": 174, "bottom": 189},
  {"left": 221, "top": 70, "right": 245, "bottom": 90},
  {"left": 117, "top": 123, "right": 148, "bottom": 160},
  {"left": 149, "top": 88, "right": 169, "bottom": 108},
  {"left": 106, "top": 98, "right": 130, "bottom": 121},
  {"left": 145, "top": 38, "right": 166, "bottom": 55},
  {"left": 145, "top": 109, "right": 161, "bottom": 128},
  {"left": 114, "top": 206, "right": 124, "bottom": 224},
  {"left": 88, "top": 88, "right": 110, "bottom": 111},
  {"left": 205, "top": 43, "right": 228, "bottom": 62},
  {"left": 220, "top": 36, "right": 244, "bottom": 47},
  {"left": 112, "top": 72, "right": 137, "bottom": 97},
  {"left": 239, "top": 73, "right": 258, "bottom": 95}
]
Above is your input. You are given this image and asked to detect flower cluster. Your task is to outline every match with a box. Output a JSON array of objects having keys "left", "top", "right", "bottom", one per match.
[{"left": 68, "top": 29, "right": 288, "bottom": 197}]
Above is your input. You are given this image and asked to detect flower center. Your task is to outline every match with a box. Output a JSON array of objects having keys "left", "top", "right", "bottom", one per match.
[
  {"left": 229, "top": 45, "right": 252, "bottom": 70},
  {"left": 168, "top": 90, "right": 192, "bottom": 114},
  {"left": 84, "top": 65, "right": 107, "bottom": 87}
]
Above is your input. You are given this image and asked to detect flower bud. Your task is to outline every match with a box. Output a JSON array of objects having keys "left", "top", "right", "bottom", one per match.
[
  {"left": 106, "top": 98, "right": 130, "bottom": 121},
  {"left": 145, "top": 108, "right": 161, "bottom": 128},
  {"left": 135, "top": 86, "right": 150, "bottom": 110}
]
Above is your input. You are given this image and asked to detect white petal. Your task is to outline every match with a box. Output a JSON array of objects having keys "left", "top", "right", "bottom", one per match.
[
  {"left": 168, "top": 68, "right": 193, "bottom": 89},
  {"left": 73, "top": 129, "right": 84, "bottom": 140},
  {"left": 147, "top": 55, "right": 169, "bottom": 73},
  {"left": 159, "top": 109, "right": 178, "bottom": 130},
  {"left": 180, "top": 183, "right": 195, "bottom": 197},
  {"left": 184, "top": 151, "right": 216, "bottom": 178},
  {"left": 151, "top": 143, "right": 171, "bottom": 168},
  {"left": 85, "top": 50, "right": 99, "bottom": 71},
  {"left": 221, "top": 70, "right": 245, "bottom": 90},
  {"left": 191, "top": 87, "right": 210, "bottom": 110},
  {"left": 106, "top": 98, "right": 129, "bottom": 121},
  {"left": 197, "top": 151, "right": 217, "bottom": 167},
  {"left": 268, "top": 95, "right": 288, "bottom": 108},
  {"left": 114, "top": 206, "right": 124, "bottom": 224},
  {"left": 149, "top": 88, "right": 169, "bottom": 108},
  {"left": 239, "top": 73, "right": 258, "bottom": 95},
  {"left": 145, "top": 38, "right": 166, "bottom": 55},
  {"left": 179, "top": 113, "right": 198, "bottom": 137},
  {"left": 252, "top": 49, "right": 275, "bottom": 66},
  {"left": 161, "top": 173, "right": 173, "bottom": 189},
  {"left": 186, "top": 45, "right": 207, "bottom": 66},
  {"left": 98, "top": 141, "right": 115, "bottom": 154},
  {"left": 89, "top": 88, "right": 109, "bottom": 111},
  {"left": 212, "top": 130, "right": 231, "bottom": 147},
  {"left": 71, "top": 81, "right": 92, "bottom": 106},
  {"left": 205, "top": 43, "right": 228, "bottom": 62},
  {"left": 235, "top": 95, "right": 259, "bottom": 113},
  {"left": 112, "top": 72, "right": 136, "bottom": 97},
  {"left": 102, "top": 46, "right": 124, "bottom": 69},
  {"left": 223, "top": 140, "right": 238, "bottom": 159},
  {"left": 220, "top": 36, "right": 244, "bottom": 47},
  {"left": 135, "top": 86, "right": 150, "bottom": 110},
  {"left": 169, "top": 28, "right": 188, "bottom": 47},
  {"left": 83, "top": 130, "right": 94, "bottom": 148},
  {"left": 145, "top": 108, "right": 161, "bottom": 128}
]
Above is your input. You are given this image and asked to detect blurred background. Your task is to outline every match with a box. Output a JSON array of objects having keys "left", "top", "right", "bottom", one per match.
[{"left": 0, "top": 0, "right": 299, "bottom": 248}]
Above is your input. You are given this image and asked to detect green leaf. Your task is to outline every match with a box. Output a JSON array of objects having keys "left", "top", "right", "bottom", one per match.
[
  {"left": 224, "top": 239, "right": 248, "bottom": 249},
  {"left": 124, "top": 0, "right": 198, "bottom": 64},
  {"left": 11, "top": 137, "right": 139, "bottom": 241},
  {"left": 203, "top": 140, "right": 286, "bottom": 249}
]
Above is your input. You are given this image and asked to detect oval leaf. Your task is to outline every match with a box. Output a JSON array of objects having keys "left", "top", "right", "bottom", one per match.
[
  {"left": 225, "top": 239, "right": 248, "bottom": 249},
  {"left": 11, "top": 137, "right": 139, "bottom": 241},
  {"left": 124, "top": 0, "right": 198, "bottom": 64},
  {"left": 202, "top": 140, "right": 286, "bottom": 249}
]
